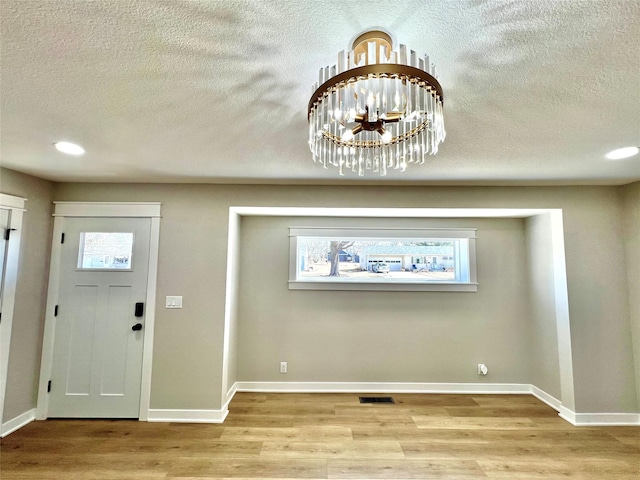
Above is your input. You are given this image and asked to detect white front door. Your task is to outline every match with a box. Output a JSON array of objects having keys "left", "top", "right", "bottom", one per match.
[{"left": 48, "top": 217, "right": 151, "bottom": 418}]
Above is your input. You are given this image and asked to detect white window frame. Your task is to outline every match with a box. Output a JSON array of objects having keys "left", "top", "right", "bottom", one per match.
[
  {"left": 289, "top": 227, "right": 478, "bottom": 292},
  {"left": 76, "top": 231, "right": 135, "bottom": 271}
]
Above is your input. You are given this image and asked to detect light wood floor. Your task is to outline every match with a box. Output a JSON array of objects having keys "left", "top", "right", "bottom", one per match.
[{"left": 1, "top": 393, "right": 639, "bottom": 479}]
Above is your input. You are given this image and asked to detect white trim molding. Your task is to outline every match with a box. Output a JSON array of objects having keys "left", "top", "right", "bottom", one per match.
[
  {"left": 0, "top": 193, "right": 26, "bottom": 433},
  {"left": 530, "top": 384, "right": 563, "bottom": 412},
  {"left": 53, "top": 202, "right": 161, "bottom": 218},
  {"left": 147, "top": 408, "right": 229, "bottom": 424},
  {"left": 1, "top": 409, "right": 36, "bottom": 437},
  {"left": 565, "top": 412, "right": 640, "bottom": 426},
  {"left": 229, "top": 207, "right": 549, "bottom": 218},
  {"left": 221, "top": 211, "right": 241, "bottom": 412},
  {"left": 235, "top": 381, "right": 532, "bottom": 394},
  {"left": 224, "top": 382, "right": 238, "bottom": 409},
  {"left": 138, "top": 216, "right": 161, "bottom": 421},
  {"left": 0, "top": 193, "right": 27, "bottom": 211}
]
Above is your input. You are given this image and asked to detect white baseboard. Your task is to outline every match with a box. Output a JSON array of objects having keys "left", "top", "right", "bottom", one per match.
[
  {"left": 234, "top": 382, "right": 640, "bottom": 426},
  {"left": 558, "top": 406, "right": 577, "bottom": 425},
  {"left": 570, "top": 412, "right": 640, "bottom": 426},
  {"left": 224, "top": 383, "right": 237, "bottom": 409},
  {"left": 6, "top": 385, "right": 637, "bottom": 431},
  {"left": 235, "top": 381, "right": 532, "bottom": 394},
  {"left": 147, "top": 408, "right": 228, "bottom": 424},
  {"left": 1, "top": 408, "right": 36, "bottom": 437},
  {"left": 528, "top": 386, "right": 580, "bottom": 425},
  {"left": 530, "top": 384, "right": 563, "bottom": 411}
]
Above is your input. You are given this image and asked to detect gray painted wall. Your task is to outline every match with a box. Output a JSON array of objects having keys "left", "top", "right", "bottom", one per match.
[
  {"left": 0, "top": 168, "right": 54, "bottom": 422},
  {"left": 50, "top": 183, "right": 637, "bottom": 414},
  {"left": 2, "top": 169, "right": 637, "bottom": 425},
  {"left": 561, "top": 188, "right": 636, "bottom": 412},
  {"left": 237, "top": 215, "right": 531, "bottom": 384}
]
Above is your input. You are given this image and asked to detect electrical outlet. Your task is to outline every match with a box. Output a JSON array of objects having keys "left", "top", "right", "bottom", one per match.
[
  {"left": 280, "top": 361, "right": 287, "bottom": 374},
  {"left": 477, "top": 363, "right": 488, "bottom": 375}
]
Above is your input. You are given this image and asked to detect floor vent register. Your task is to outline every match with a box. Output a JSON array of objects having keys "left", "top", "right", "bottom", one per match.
[{"left": 359, "top": 396, "right": 395, "bottom": 404}]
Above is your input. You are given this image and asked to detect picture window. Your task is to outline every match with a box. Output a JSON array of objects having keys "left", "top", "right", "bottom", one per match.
[{"left": 289, "top": 227, "right": 477, "bottom": 292}]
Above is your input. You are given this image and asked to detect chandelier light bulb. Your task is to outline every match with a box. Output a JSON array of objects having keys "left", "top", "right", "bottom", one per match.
[
  {"left": 308, "top": 30, "right": 445, "bottom": 176},
  {"left": 342, "top": 129, "right": 355, "bottom": 142}
]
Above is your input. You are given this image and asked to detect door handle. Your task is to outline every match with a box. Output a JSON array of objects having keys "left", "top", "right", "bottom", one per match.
[{"left": 131, "top": 323, "right": 143, "bottom": 331}]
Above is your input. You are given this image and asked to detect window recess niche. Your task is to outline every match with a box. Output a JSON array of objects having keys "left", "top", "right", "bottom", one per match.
[{"left": 289, "top": 226, "right": 477, "bottom": 292}]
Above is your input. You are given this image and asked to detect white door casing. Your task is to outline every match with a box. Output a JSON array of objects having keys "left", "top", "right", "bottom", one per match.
[
  {"left": 0, "top": 194, "right": 26, "bottom": 434},
  {"left": 0, "top": 209, "right": 10, "bottom": 319},
  {"left": 37, "top": 202, "right": 160, "bottom": 420}
]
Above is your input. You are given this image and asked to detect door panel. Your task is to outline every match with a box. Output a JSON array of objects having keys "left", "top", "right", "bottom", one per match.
[
  {"left": 101, "top": 285, "right": 133, "bottom": 395},
  {"left": 49, "top": 217, "right": 151, "bottom": 418},
  {"left": 65, "top": 285, "right": 97, "bottom": 395}
]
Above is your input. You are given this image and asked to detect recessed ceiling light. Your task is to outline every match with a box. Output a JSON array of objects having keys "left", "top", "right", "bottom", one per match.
[
  {"left": 54, "top": 141, "right": 85, "bottom": 155},
  {"left": 605, "top": 146, "right": 639, "bottom": 160}
]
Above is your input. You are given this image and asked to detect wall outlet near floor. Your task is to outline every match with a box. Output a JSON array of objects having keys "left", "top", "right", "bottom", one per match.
[
  {"left": 280, "top": 361, "right": 288, "bottom": 374},
  {"left": 478, "top": 363, "right": 488, "bottom": 375}
]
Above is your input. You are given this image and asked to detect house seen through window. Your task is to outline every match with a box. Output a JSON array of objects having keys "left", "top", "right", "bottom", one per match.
[
  {"left": 77, "top": 232, "right": 134, "bottom": 270},
  {"left": 299, "top": 238, "right": 457, "bottom": 281}
]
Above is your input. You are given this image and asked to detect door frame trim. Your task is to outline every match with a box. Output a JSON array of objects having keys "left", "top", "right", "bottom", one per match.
[
  {"left": 36, "top": 202, "right": 161, "bottom": 421},
  {"left": 0, "top": 194, "right": 26, "bottom": 435}
]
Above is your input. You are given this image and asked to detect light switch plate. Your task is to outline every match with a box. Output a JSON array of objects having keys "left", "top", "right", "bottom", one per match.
[{"left": 166, "top": 296, "right": 183, "bottom": 308}]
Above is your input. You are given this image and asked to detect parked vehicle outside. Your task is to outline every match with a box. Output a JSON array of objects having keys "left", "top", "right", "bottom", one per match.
[{"left": 372, "top": 262, "right": 390, "bottom": 273}]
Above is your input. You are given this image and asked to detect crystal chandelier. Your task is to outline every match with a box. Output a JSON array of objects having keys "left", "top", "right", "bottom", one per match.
[{"left": 308, "top": 31, "right": 445, "bottom": 176}]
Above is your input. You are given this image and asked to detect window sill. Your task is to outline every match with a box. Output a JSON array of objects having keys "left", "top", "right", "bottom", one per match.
[{"left": 288, "top": 280, "right": 478, "bottom": 292}]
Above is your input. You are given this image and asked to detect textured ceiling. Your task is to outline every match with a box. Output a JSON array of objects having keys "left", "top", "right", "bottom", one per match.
[{"left": 1, "top": 0, "right": 639, "bottom": 185}]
